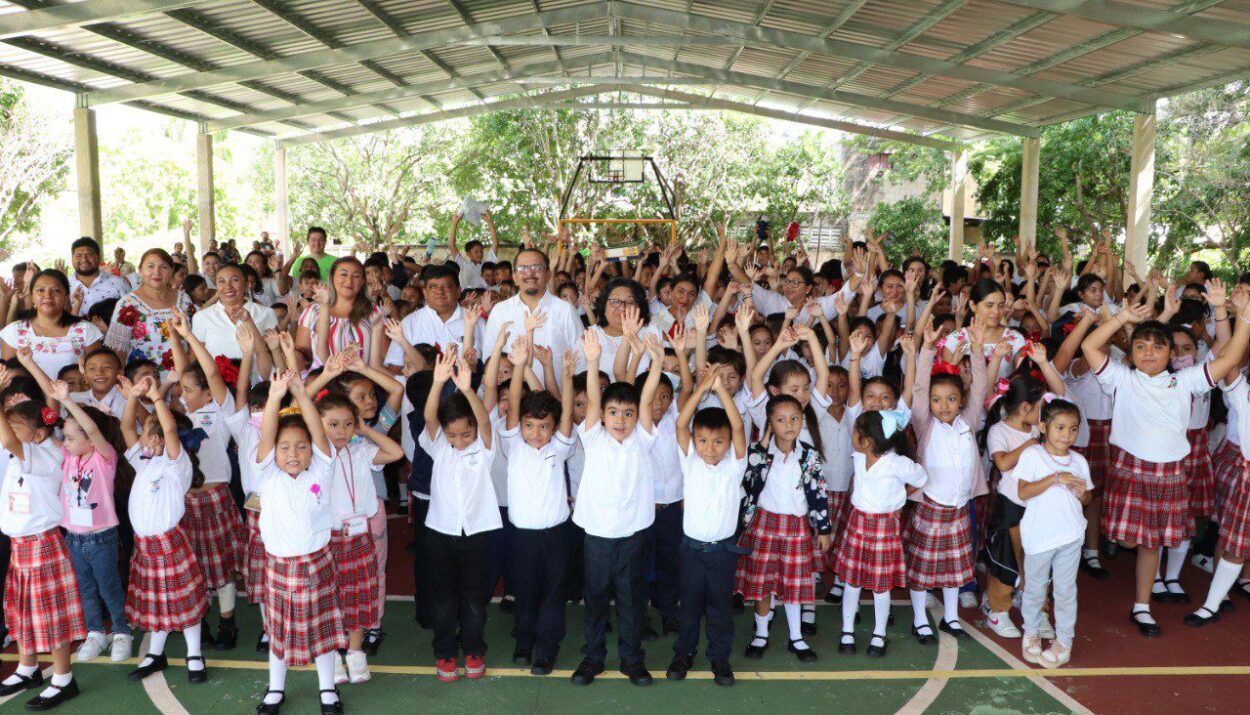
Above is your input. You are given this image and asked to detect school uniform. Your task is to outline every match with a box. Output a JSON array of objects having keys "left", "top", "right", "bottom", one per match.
[
  {"left": 674, "top": 443, "right": 746, "bottom": 663},
  {"left": 181, "top": 394, "right": 243, "bottom": 590},
  {"left": 69, "top": 388, "right": 127, "bottom": 417},
  {"left": 0, "top": 441, "right": 87, "bottom": 654},
  {"left": 809, "top": 390, "right": 854, "bottom": 572},
  {"left": 572, "top": 421, "right": 657, "bottom": 668},
  {"left": 1217, "top": 377, "right": 1250, "bottom": 558},
  {"left": 1213, "top": 374, "right": 1247, "bottom": 522},
  {"left": 1065, "top": 358, "right": 1115, "bottom": 489},
  {"left": 648, "top": 405, "right": 683, "bottom": 625},
  {"left": 501, "top": 427, "right": 574, "bottom": 662},
  {"left": 123, "top": 444, "right": 208, "bottom": 633},
  {"left": 329, "top": 442, "right": 380, "bottom": 634},
  {"left": 1183, "top": 356, "right": 1216, "bottom": 519},
  {"left": 418, "top": 429, "right": 500, "bottom": 661},
  {"left": 1094, "top": 357, "right": 1214, "bottom": 548},
  {"left": 835, "top": 452, "right": 927, "bottom": 594},
  {"left": 225, "top": 409, "right": 267, "bottom": 605},
  {"left": 257, "top": 446, "right": 346, "bottom": 666},
  {"left": 984, "top": 422, "right": 1035, "bottom": 611},
  {"left": 486, "top": 409, "right": 513, "bottom": 607}
]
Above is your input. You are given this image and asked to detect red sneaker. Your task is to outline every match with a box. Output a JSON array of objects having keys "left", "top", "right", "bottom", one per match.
[
  {"left": 436, "top": 658, "right": 459, "bottom": 682},
  {"left": 464, "top": 655, "right": 486, "bottom": 679}
]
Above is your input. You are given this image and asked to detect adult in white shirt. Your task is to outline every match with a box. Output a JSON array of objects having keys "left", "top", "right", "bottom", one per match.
[
  {"left": 447, "top": 211, "right": 500, "bottom": 290},
  {"left": 727, "top": 260, "right": 857, "bottom": 324},
  {"left": 587, "top": 277, "right": 661, "bottom": 380},
  {"left": 191, "top": 264, "right": 278, "bottom": 362},
  {"left": 384, "top": 263, "right": 482, "bottom": 371},
  {"left": 67, "top": 237, "right": 130, "bottom": 316},
  {"left": 482, "top": 248, "right": 585, "bottom": 386}
]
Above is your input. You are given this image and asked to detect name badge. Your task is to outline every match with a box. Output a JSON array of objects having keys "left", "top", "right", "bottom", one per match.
[
  {"left": 69, "top": 505, "right": 94, "bottom": 528},
  {"left": 344, "top": 515, "right": 368, "bottom": 536},
  {"left": 243, "top": 493, "right": 262, "bottom": 513},
  {"left": 310, "top": 504, "right": 333, "bottom": 533},
  {"left": 8, "top": 492, "right": 30, "bottom": 516}
]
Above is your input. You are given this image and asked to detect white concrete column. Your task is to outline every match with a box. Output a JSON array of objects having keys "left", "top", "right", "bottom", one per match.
[
  {"left": 948, "top": 148, "right": 967, "bottom": 261},
  {"left": 1018, "top": 137, "right": 1040, "bottom": 253},
  {"left": 73, "top": 105, "right": 102, "bottom": 242},
  {"left": 196, "top": 130, "right": 215, "bottom": 247},
  {"left": 1125, "top": 107, "right": 1156, "bottom": 282},
  {"left": 274, "top": 145, "right": 289, "bottom": 248}
]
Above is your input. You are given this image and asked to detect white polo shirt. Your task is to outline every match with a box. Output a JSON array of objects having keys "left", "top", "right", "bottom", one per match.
[
  {"left": 679, "top": 443, "right": 746, "bottom": 543},
  {"left": 572, "top": 421, "right": 657, "bottom": 538},
  {"left": 921, "top": 417, "right": 978, "bottom": 507},
  {"left": 482, "top": 292, "right": 585, "bottom": 385},
  {"left": 71, "top": 387, "right": 126, "bottom": 417},
  {"left": 452, "top": 250, "right": 497, "bottom": 290},
  {"left": 191, "top": 301, "right": 279, "bottom": 362},
  {"left": 501, "top": 427, "right": 573, "bottom": 530},
  {"left": 126, "top": 443, "right": 192, "bottom": 537},
  {"left": 0, "top": 442, "right": 62, "bottom": 538},
  {"left": 1016, "top": 445, "right": 1093, "bottom": 555},
  {"left": 418, "top": 430, "right": 501, "bottom": 537},
  {"left": 256, "top": 446, "right": 336, "bottom": 558},
  {"left": 384, "top": 304, "right": 483, "bottom": 367},
  {"left": 329, "top": 441, "right": 380, "bottom": 523},
  {"left": 650, "top": 406, "right": 683, "bottom": 505},
  {"left": 849, "top": 451, "right": 927, "bottom": 514},
  {"left": 1094, "top": 357, "right": 1215, "bottom": 463}
]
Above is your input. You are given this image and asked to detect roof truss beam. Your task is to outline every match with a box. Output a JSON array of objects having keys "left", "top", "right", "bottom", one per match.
[
  {"left": 995, "top": 0, "right": 1250, "bottom": 50},
  {"left": 0, "top": 0, "right": 213, "bottom": 41}
]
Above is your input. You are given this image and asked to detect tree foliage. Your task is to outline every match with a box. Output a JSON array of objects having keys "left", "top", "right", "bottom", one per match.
[{"left": 0, "top": 81, "right": 70, "bottom": 247}]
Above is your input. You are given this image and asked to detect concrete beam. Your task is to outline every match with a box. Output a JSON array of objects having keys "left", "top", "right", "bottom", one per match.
[
  {"left": 1019, "top": 136, "right": 1040, "bottom": 251},
  {"left": 73, "top": 106, "right": 103, "bottom": 243},
  {"left": 196, "top": 132, "right": 214, "bottom": 247},
  {"left": 949, "top": 149, "right": 968, "bottom": 261},
  {"left": 274, "top": 145, "right": 289, "bottom": 248},
  {"left": 1125, "top": 108, "right": 1156, "bottom": 279}
]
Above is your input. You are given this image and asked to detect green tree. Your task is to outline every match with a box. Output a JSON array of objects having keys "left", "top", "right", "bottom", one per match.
[
  {"left": 0, "top": 81, "right": 71, "bottom": 247},
  {"left": 866, "top": 197, "right": 948, "bottom": 266},
  {"left": 746, "top": 132, "right": 850, "bottom": 249}
]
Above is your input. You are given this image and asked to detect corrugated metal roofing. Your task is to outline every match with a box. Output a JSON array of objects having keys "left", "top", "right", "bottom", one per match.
[{"left": 0, "top": 0, "right": 1243, "bottom": 141}]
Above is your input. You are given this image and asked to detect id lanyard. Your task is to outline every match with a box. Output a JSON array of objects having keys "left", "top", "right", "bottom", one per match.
[{"left": 339, "top": 446, "right": 357, "bottom": 515}]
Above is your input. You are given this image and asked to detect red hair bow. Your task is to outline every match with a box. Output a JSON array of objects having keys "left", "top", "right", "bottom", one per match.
[
  {"left": 40, "top": 407, "right": 57, "bottom": 426},
  {"left": 1025, "top": 331, "right": 1043, "bottom": 344},
  {"left": 984, "top": 378, "right": 1011, "bottom": 410},
  {"left": 214, "top": 355, "right": 240, "bottom": 387},
  {"left": 315, "top": 389, "right": 329, "bottom": 401},
  {"left": 931, "top": 359, "right": 961, "bottom": 376}
]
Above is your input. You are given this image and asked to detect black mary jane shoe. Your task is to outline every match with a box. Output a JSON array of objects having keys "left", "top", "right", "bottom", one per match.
[
  {"left": 800, "top": 618, "right": 818, "bottom": 637},
  {"left": 256, "top": 690, "right": 285, "bottom": 715},
  {"left": 743, "top": 635, "right": 769, "bottom": 659},
  {"left": 1163, "top": 579, "right": 1191, "bottom": 604},
  {"left": 0, "top": 670, "right": 43, "bottom": 697},
  {"left": 787, "top": 639, "right": 817, "bottom": 663},
  {"left": 186, "top": 655, "right": 209, "bottom": 684},
  {"left": 1183, "top": 606, "right": 1220, "bottom": 628},
  {"left": 938, "top": 619, "right": 970, "bottom": 640},
  {"left": 255, "top": 631, "right": 270, "bottom": 654},
  {"left": 128, "top": 653, "right": 169, "bottom": 682},
  {"left": 1130, "top": 610, "right": 1162, "bottom": 637},
  {"left": 866, "top": 636, "right": 889, "bottom": 658},
  {"left": 24, "top": 678, "right": 79, "bottom": 712},
  {"left": 362, "top": 628, "right": 384, "bottom": 656},
  {"left": 824, "top": 586, "right": 843, "bottom": 605},
  {"left": 1150, "top": 579, "right": 1176, "bottom": 604},
  {"left": 837, "top": 631, "right": 856, "bottom": 655},
  {"left": 911, "top": 624, "right": 937, "bottom": 645},
  {"left": 319, "top": 688, "right": 344, "bottom": 715},
  {"left": 1079, "top": 554, "right": 1111, "bottom": 580}
]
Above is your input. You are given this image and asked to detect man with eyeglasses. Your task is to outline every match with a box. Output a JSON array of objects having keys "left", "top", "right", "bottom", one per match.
[
  {"left": 383, "top": 263, "right": 482, "bottom": 373},
  {"left": 482, "top": 248, "right": 585, "bottom": 385}
]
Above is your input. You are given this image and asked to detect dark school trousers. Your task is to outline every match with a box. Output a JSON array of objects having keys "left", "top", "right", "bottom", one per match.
[
  {"left": 509, "top": 520, "right": 571, "bottom": 660},
  {"left": 673, "top": 536, "right": 737, "bottom": 663},
  {"left": 646, "top": 503, "right": 682, "bottom": 622},
  {"left": 582, "top": 530, "right": 647, "bottom": 666},
  {"left": 426, "top": 529, "right": 493, "bottom": 660},
  {"left": 409, "top": 497, "right": 433, "bottom": 627}
]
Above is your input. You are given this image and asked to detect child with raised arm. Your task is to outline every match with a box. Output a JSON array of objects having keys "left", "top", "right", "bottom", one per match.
[
  {"left": 420, "top": 347, "right": 499, "bottom": 682},
  {"left": 665, "top": 365, "right": 747, "bottom": 687}
]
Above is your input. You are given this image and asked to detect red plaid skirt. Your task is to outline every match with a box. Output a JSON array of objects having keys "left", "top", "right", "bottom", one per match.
[
  {"left": 1104, "top": 451, "right": 1193, "bottom": 549},
  {"left": 813, "top": 491, "right": 851, "bottom": 573},
  {"left": 1184, "top": 429, "right": 1216, "bottom": 519},
  {"left": 181, "top": 484, "right": 242, "bottom": 589},
  {"left": 125, "top": 528, "right": 209, "bottom": 633},
  {"left": 266, "top": 546, "right": 347, "bottom": 666},
  {"left": 1218, "top": 459, "right": 1250, "bottom": 559},
  {"left": 835, "top": 508, "right": 906, "bottom": 593},
  {"left": 330, "top": 530, "right": 378, "bottom": 633},
  {"left": 903, "top": 500, "right": 974, "bottom": 590},
  {"left": 735, "top": 509, "right": 815, "bottom": 604},
  {"left": 4, "top": 530, "right": 87, "bottom": 654},
  {"left": 244, "top": 510, "right": 268, "bottom": 605},
  {"left": 1211, "top": 440, "right": 1242, "bottom": 523},
  {"left": 1075, "top": 419, "right": 1113, "bottom": 489}
]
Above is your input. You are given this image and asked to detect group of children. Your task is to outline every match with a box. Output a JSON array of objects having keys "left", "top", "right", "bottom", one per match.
[{"left": 4, "top": 224, "right": 1250, "bottom": 713}]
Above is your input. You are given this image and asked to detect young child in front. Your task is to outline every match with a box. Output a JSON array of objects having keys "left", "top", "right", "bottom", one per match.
[
  {"left": 1081, "top": 296, "right": 1250, "bottom": 636},
  {"left": 1015, "top": 397, "right": 1092, "bottom": 669},
  {"left": 836, "top": 410, "right": 927, "bottom": 657},
  {"left": 254, "top": 370, "right": 347, "bottom": 715},
  {"left": 420, "top": 347, "right": 499, "bottom": 682},
  {"left": 665, "top": 365, "right": 747, "bottom": 687},
  {"left": 0, "top": 397, "right": 87, "bottom": 710},
  {"left": 569, "top": 330, "right": 665, "bottom": 687},
  {"left": 118, "top": 376, "right": 211, "bottom": 684}
]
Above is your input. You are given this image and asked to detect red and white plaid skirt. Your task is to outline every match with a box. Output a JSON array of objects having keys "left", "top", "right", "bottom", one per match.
[
  {"left": 835, "top": 508, "right": 906, "bottom": 593},
  {"left": 1217, "top": 459, "right": 1250, "bottom": 559},
  {"left": 1104, "top": 451, "right": 1193, "bottom": 549},
  {"left": 265, "top": 546, "right": 347, "bottom": 665},
  {"left": 1211, "top": 440, "right": 1242, "bottom": 523},
  {"left": 1184, "top": 429, "right": 1216, "bottom": 519},
  {"left": 243, "top": 509, "right": 268, "bottom": 605},
  {"left": 735, "top": 509, "right": 815, "bottom": 604},
  {"left": 813, "top": 491, "right": 851, "bottom": 573},
  {"left": 903, "top": 500, "right": 974, "bottom": 590},
  {"left": 181, "top": 484, "right": 242, "bottom": 589},
  {"left": 4, "top": 529, "right": 87, "bottom": 654},
  {"left": 330, "top": 529, "right": 378, "bottom": 633},
  {"left": 1075, "top": 418, "right": 1113, "bottom": 489},
  {"left": 125, "top": 528, "right": 209, "bottom": 633}
]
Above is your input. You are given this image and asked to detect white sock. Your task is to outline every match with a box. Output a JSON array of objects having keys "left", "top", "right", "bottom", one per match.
[
  {"left": 2, "top": 663, "right": 38, "bottom": 685},
  {"left": 217, "top": 582, "right": 237, "bottom": 613},
  {"left": 140, "top": 631, "right": 170, "bottom": 667},
  {"left": 266, "top": 652, "right": 287, "bottom": 704},
  {"left": 872, "top": 591, "right": 891, "bottom": 637},
  {"left": 315, "top": 652, "right": 339, "bottom": 704},
  {"left": 1132, "top": 602, "right": 1156, "bottom": 624},
  {"left": 753, "top": 612, "right": 770, "bottom": 639},
  {"left": 259, "top": 604, "right": 267, "bottom": 628},
  {"left": 909, "top": 590, "right": 929, "bottom": 628},
  {"left": 38, "top": 671, "right": 72, "bottom": 699},
  {"left": 800, "top": 604, "right": 816, "bottom": 624},
  {"left": 1166, "top": 542, "right": 1190, "bottom": 583},
  {"left": 942, "top": 587, "right": 960, "bottom": 624},
  {"left": 1203, "top": 560, "right": 1243, "bottom": 613},
  {"left": 783, "top": 603, "right": 804, "bottom": 643},
  {"left": 184, "top": 622, "right": 204, "bottom": 670},
  {"left": 841, "top": 586, "right": 861, "bottom": 635}
]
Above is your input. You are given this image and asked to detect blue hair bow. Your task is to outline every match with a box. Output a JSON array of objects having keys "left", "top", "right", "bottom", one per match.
[
  {"left": 178, "top": 427, "right": 208, "bottom": 452},
  {"left": 879, "top": 409, "right": 910, "bottom": 439}
]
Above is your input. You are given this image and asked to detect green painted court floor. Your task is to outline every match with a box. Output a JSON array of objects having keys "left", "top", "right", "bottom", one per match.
[{"left": 0, "top": 602, "right": 1079, "bottom": 714}]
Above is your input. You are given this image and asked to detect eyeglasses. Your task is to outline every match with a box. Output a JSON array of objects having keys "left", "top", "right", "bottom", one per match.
[
  {"left": 515, "top": 264, "right": 545, "bottom": 275},
  {"left": 781, "top": 279, "right": 807, "bottom": 288},
  {"left": 607, "top": 298, "right": 637, "bottom": 308}
]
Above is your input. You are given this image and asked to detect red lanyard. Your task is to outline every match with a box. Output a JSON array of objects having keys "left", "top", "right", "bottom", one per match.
[{"left": 339, "top": 446, "right": 357, "bottom": 512}]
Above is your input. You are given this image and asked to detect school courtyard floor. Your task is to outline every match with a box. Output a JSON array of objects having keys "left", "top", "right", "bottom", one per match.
[{"left": 2, "top": 515, "right": 1247, "bottom": 714}]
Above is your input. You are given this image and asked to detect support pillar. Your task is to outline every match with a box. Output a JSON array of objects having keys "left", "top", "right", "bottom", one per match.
[
  {"left": 274, "top": 144, "right": 289, "bottom": 248},
  {"left": 948, "top": 148, "right": 967, "bottom": 261},
  {"left": 1019, "top": 137, "right": 1039, "bottom": 254},
  {"left": 73, "top": 105, "right": 102, "bottom": 242},
  {"left": 1125, "top": 107, "right": 1156, "bottom": 283},
  {"left": 196, "top": 129, "right": 215, "bottom": 248}
]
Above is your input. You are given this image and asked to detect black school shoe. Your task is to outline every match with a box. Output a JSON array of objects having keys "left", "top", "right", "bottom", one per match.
[
  {"left": 215, "top": 615, "right": 239, "bottom": 650},
  {"left": 530, "top": 658, "right": 554, "bottom": 676},
  {"left": 710, "top": 660, "right": 735, "bottom": 687},
  {"left": 786, "top": 639, "right": 817, "bottom": 663},
  {"left": 911, "top": 624, "right": 937, "bottom": 645},
  {"left": 255, "top": 690, "right": 285, "bottom": 715},
  {"left": 512, "top": 648, "right": 532, "bottom": 666},
  {"left": 666, "top": 654, "right": 692, "bottom": 681},
  {"left": 866, "top": 636, "right": 888, "bottom": 658},
  {"left": 1183, "top": 606, "right": 1220, "bottom": 628},
  {"left": 619, "top": 662, "right": 653, "bottom": 686},
  {"left": 319, "top": 688, "right": 343, "bottom": 715},
  {"left": 837, "top": 632, "right": 856, "bottom": 655},
  {"left": 24, "top": 678, "right": 79, "bottom": 712},
  {"left": 570, "top": 659, "right": 604, "bottom": 686},
  {"left": 128, "top": 653, "right": 169, "bottom": 681},
  {"left": 186, "top": 655, "right": 209, "bottom": 684},
  {"left": 0, "top": 670, "right": 42, "bottom": 697},
  {"left": 938, "top": 619, "right": 970, "bottom": 640},
  {"left": 1130, "top": 609, "right": 1162, "bottom": 637},
  {"left": 362, "top": 628, "right": 384, "bottom": 656}
]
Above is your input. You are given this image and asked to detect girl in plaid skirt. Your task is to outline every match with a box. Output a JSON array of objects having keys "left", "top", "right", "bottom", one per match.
[
  {"left": 118, "top": 376, "right": 210, "bottom": 684},
  {"left": 254, "top": 370, "right": 347, "bottom": 715},
  {"left": 836, "top": 409, "right": 926, "bottom": 657}
]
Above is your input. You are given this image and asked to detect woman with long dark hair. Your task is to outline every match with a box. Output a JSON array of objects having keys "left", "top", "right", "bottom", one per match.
[
  {"left": 1, "top": 269, "right": 102, "bottom": 379},
  {"left": 296, "top": 256, "right": 387, "bottom": 368}
]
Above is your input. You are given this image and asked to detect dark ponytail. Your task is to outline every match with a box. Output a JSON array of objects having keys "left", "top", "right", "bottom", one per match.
[
  {"left": 853, "top": 410, "right": 914, "bottom": 461},
  {"left": 978, "top": 375, "right": 1045, "bottom": 449}
]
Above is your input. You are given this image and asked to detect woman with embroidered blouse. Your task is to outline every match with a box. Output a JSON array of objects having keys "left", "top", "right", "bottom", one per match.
[
  {"left": 0, "top": 269, "right": 102, "bottom": 380},
  {"left": 103, "top": 249, "right": 193, "bottom": 375}
]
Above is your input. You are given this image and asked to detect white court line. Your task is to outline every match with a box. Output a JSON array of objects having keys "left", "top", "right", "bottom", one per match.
[
  {"left": 962, "top": 622, "right": 1094, "bottom": 715},
  {"left": 896, "top": 604, "right": 959, "bottom": 715},
  {"left": 137, "top": 632, "right": 191, "bottom": 715}
]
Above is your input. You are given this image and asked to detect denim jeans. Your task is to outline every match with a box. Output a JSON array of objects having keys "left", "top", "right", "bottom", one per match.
[{"left": 65, "top": 527, "right": 131, "bottom": 636}]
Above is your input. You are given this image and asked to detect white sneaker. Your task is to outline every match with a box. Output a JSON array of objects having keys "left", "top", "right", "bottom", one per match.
[
  {"left": 333, "top": 653, "right": 349, "bottom": 685},
  {"left": 76, "top": 632, "right": 108, "bottom": 662},
  {"left": 1037, "top": 617, "right": 1056, "bottom": 641},
  {"left": 1021, "top": 634, "right": 1043, "bottom": 664},
  {"left": 1039, "top": 642, "right": 1071, "bottom": 669},
  {"left": 110, "top": 633, "right": 133, "bottom": 662},
  {"left": 346, "top": 650, "right": 371, "bottom": 684},
  {"left": 985, "top": 611, "right": 1022, "bottom": 638},
  {"left": 959, "top": 591, "right": 978, "bottom": 609}
]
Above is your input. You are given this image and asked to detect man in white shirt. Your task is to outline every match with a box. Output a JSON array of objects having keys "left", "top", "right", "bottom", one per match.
[
  {"left": 447, "top": 211, "right": 500, "bottom": 290},
  {"left": 482, "top": 249, "right": 585, "bottom": 386},
  {"left": 68, "top": 237, "right": 130, "bottom": 316},
  {"left": 384, "top": 264, "right": 482, "bottom": 371}
]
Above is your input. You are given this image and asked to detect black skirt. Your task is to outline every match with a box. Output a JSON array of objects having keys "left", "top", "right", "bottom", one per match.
[{"left": 980, "top": 493, "right": 1026, "bottom": 587}]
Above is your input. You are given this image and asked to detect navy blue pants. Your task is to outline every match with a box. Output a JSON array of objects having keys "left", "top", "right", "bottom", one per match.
[
  {"left": 509, "top": 521, "right": 571, "bottom": 661},
  {"left": 673, "top": 537, "right": 737, "bottom": 662},
  {"left": 646, "top": 504, "right": 682, "bottom": 622},
  {"left": 582, "top": 531, "right": 647, "bottom": 666}
]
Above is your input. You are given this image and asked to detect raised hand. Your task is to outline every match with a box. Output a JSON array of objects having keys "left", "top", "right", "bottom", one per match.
[
  {"left": 562, "top": 348, "right": 577, "bottom": 377},
  {"left": 432, "top": 349, "right": 456, "bottom": 384},
  {"left": 735, "top": 299, "right": 755, "bottom": 334},
  {"left": 313, "top": 285, "right": 331, "bottom": 305},
  {"left": 692, "top": 303, "right": 711, "bottom": 334},
  {"left": 524, "top": 308, "right": 548, "bottom": 333},
  {"left": 532, "top": 343, "right": 552, "bottom": 367},
  {"left": 993, "top": 340, "right": 1012, "bottom": 360},
  {"left": 669, "top": 323, "right": 689, "bottom": 354},
  {"left": 776, "top": 326, "right": 801, "bottom": 351},
  {"left": 450, "top": 356, "right": 473, "bottom": 392},
  {"left": 849, "top": 331, "right": 871, "bottom": 358},
  {"left": 269, "top": 369, "right": 292, "bottom": 397},
  {"left": 898, "top": 332, "right": 915, "bottom": 356},
  {"left": 793, "top": 323, "right": 817, "bottom": 344},
  {"left": 1205, "top": 278, "right": 1228, "bottom": 310},
  {"left": 509, "top": 335, "right": 531, "bottom": 367},
  {"left": 49, "top": 380, "right": 70, "bottom": 402},
  {"left": 169, "top": 309, "right": 191, "bottom": 336},
  {"left": 582, "top": 329, "right": 602, "bottom": 363},
  {"left": 277, "top": 331, "right": 295, "bottom": 354},
  {"left": 643, "top": 333, "right": 664, "bottom": 364},
  {"left": 236, "top": 322, "right": 255, "bottom": 354},
  {"left": 621, "top": 305, "right": 643, "bottom": 339},
  {"left": 1121, "top": 303, "right": 1151, "bottom": 324},
  {"left": 383, "top": 318, "right": 405, "bottom": 343}
]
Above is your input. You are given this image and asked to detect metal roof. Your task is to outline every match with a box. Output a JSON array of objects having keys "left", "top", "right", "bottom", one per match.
[{"left": 0, "top": 0, "right": 1246, "bottom": 146}]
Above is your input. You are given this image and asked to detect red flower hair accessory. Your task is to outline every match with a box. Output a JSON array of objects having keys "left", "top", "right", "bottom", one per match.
[
  {"left": 931, "top": 359, "right": 961, "bottom": 376},
  {"left": 40, "top": 407, "right": 57, "bottom": 426},
  {"left": 214, "top": 355, "right": 240, "bottom": 387},
  {"left": 315, "top": 389, "right": 329, "bottom": 401}
]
